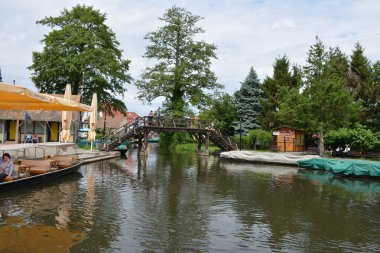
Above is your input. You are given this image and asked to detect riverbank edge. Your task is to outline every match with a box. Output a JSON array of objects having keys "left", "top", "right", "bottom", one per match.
[{"left": 80, "top": 151, "right": 120, "bottom": 165}]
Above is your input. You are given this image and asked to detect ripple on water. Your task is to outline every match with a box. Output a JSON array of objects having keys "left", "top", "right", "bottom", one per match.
[{"left": 2, "top": 150, "right": 380, "bottom": 252}]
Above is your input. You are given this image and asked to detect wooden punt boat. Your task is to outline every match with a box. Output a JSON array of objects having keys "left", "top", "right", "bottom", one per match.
[{"left": 0, "top": 160, "right": 82, "bottom": 192}]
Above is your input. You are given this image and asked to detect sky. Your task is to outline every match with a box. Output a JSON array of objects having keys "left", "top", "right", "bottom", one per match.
[{"left": 1, "top": 0, "right": 380, "bottom": 116}]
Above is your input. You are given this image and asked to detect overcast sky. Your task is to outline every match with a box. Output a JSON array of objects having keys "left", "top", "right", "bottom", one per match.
[{"left": 1, "top": 0, "right": 380, "bottom": 116}]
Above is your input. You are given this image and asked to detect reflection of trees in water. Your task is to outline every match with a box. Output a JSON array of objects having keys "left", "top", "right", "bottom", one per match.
[
  {"left": 70, "top": 161, "right": 125, "bottom": 252},
  {"left": 215, "top": 166, "right": 380, "bottom": 252},
  {"left": 130, "top": 147, "right": 216, "bottom": 252}
]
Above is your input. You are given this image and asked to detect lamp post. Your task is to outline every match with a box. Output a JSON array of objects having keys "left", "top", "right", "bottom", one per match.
[
  {"left": 239, "top": 117, "right": 242, "bottom": 151},
  {"left": 103, "top": 113, "right": 107, "bottom": 137}
]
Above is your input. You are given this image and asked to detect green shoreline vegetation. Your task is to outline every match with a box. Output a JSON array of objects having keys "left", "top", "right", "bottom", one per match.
[{"left": 28, "top": 5, "right": 380, "bottom": 156}]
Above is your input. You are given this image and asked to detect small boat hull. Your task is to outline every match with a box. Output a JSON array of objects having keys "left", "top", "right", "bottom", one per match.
[{"left": 0, "top": 163, "right": 82, "bottom": 192}]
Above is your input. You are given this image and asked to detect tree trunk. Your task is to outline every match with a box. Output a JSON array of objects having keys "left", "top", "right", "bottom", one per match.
[{"left": 319, "top": 126, "right": 325, "bottom": 157}]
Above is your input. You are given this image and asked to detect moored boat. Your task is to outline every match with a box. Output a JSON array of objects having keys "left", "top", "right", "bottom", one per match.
[{"left": 0, "top": 156, "right": 82, "bottom": 192}]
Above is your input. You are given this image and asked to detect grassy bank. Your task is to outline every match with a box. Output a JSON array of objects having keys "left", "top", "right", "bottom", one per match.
[{"left": 174, "top": 143, "right": 221, "bottom": 153}]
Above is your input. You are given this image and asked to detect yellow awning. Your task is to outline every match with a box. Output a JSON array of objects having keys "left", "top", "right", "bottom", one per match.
[{"left": 0, "top": 82, "right": 91, "bottom": 112}]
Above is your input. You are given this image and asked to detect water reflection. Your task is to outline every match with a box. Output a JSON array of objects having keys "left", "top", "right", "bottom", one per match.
[
  {"left": 298, "top": 169, "right": 380, "bottom": 197},
  {"left": 0, "top": 174, "right": 85, "bottom": 253},
  {"left": 1, "top": 145, "right": 380, "bottom": 252},
  {"left": 0, "top": 217, "right": 83, "bottom": 253}
]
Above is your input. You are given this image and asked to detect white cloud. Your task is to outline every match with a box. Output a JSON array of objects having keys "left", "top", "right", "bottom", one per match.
[
  {"left": 272, "top": 19, "right": 295, "bottom": 29},
  {"left": 1, "top": 0, "right": 380, "bottom": 115}
]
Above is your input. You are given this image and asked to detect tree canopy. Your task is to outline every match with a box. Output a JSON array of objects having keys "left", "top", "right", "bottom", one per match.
[
  {"left": 199, "top": 93, "right": 236, "bottom": 135},
  {"left": 29, "top": 4, "right": 131, "bottom": 112},
  {"left": 135, "top": 6, "right": 222, "bottom": 117}
]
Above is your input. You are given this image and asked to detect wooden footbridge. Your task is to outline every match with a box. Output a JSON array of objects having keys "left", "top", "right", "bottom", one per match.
[{"left": 98, "top": 117, "right": 237, "bottom": 155}]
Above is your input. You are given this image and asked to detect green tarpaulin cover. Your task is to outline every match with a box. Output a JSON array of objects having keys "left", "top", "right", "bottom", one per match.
[{"left": 298, "top": 158, "right": 380, "bottom": 177}]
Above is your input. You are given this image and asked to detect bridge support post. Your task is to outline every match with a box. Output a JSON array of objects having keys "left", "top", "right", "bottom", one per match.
[
  {"left": 204, "top": 133, "right": 209, "bottom": 155},
  {"left": 144, "top": 131, "right": 148, "bottom": 151},
  {"left": 138, "top": 132, "right": 149, "bottom": 157},
  {"left": 197, "top": 133, "right": 202, "bottom": 154},
  {"left": 196, "top": 133, "right": 209, "bottom": 156}
]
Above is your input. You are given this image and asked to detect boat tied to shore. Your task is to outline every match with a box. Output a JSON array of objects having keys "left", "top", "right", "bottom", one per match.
[{"left": 0, "top": 154, "right": 82, "bottom": 191}]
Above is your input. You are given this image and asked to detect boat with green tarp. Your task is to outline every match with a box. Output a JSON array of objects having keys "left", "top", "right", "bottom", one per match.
[{"left": 298, "top": 158, "right": 380, "bottom": 177}]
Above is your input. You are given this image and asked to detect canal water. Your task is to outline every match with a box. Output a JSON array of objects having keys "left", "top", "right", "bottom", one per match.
[{"left": 1, "top": 145, "right": 380, "bottom": 252}]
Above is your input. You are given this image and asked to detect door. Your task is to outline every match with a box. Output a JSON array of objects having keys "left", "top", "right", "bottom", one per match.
[
  {"left": 48, "top": 122, "right": 59, "bottom": 142},
  {"left": 8, "top": 121, "right": 16, "bottom": 141}
]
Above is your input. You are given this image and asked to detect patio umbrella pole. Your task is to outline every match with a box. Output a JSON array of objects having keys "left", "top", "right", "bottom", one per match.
[{"left": 15, "top": 111, "right": 21, "bottom": 144}]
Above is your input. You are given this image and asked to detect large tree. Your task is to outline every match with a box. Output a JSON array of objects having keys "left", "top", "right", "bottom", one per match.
[
  {"left": 301, "top": 38, "right": 355, "bottom": 156},
  {"left": 260, "top": 56, "right": 302, "bottom": 129},
  {"left": 368, "top": 60, "right": 380, "bottom": 131},
  {"left": 348, "top": 43, "right": 373, "bottom": 101},
  {"left": 29, "top": 4, "right": 131, "bottom": 112},
  {"left": 135, "top": 6, "right": 222, "bottom": 117},
  {"left": 348, "top": 43, "right": 377, "bottom": 129},
  {"left": 234, "top": 67, "right": 263, "bottom": 133}
]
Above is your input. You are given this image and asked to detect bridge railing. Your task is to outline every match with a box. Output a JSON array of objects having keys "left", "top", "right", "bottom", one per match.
[
  {"left": 97, "top": 120, "right": 138, "bottom": 150},
  {"left": 136, "top": 116, "right": 213, "bottom": 129},
  {"left": 96, "top": 117, "right": 237, "bottom": 150}
]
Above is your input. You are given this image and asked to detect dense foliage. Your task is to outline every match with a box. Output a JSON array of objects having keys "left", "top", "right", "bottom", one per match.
[
  {"left": 29, "top": 5, "right": 131, "bottom": 112},
  {"left": 199, "top": 93, "right": 236, "bottom": 136},
  {"left": 325, "top": 124, "right": 379, "bottom": 154},
  {"left": 247, "top": 129, "right": 273, "bottom": 150}
]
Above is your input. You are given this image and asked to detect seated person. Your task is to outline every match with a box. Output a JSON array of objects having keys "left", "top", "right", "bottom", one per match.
[
  {"left": 25, "top": 133, "right": 33, "bottom": 143},
  {"left": 32, "top": 134, "right": 38, "bottom": 144},
  {"left": 0, "top": 153, "right": 14, "bottom": 181},
  {"left": 343, "top": 144, "right": 350, "bottom": 156},
  {"left": 333, "top": 146, "right": 343, "bottom": 156}
]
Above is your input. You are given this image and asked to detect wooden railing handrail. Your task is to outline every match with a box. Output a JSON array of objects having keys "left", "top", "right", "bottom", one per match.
[{"left": 96, "top": 117, "right": 237, "bottom": 151}]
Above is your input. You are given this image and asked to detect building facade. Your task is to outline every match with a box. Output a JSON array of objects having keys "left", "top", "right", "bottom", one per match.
[{"left": 0, "top": 94, "right": 80, "bottom": 143}]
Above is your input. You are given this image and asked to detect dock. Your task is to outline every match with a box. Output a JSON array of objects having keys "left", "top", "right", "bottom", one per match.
[
  {"left": 79, "top": 151, "right": 120, "bottom": 164},
  {"left": 220, "top": 150, "right": 319, "bottom": 165}
]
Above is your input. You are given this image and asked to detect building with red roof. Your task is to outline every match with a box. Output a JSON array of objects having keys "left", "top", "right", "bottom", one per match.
[{"left": 96, "top": 110, "right": 140, "bottom": 130}]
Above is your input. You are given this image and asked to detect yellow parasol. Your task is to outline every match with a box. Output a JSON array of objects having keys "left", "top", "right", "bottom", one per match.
[
  {"left": 0, "top": 82, "right": 91, "bottom": 112},
  {"left": 88, "top": 94, "right": 97, "bottom": 150},
  {"left": 60, "top": 84, "right": 72, "bottom": 143},
  {"left": 0, "top": 82, "right": 90, "bottom": 143}
]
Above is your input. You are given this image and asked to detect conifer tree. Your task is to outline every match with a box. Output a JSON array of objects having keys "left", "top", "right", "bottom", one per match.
[
  {"left": 260, "top": 56, "right": 301, "bottom": 129},
  {"left": 349, "top": 43, "right": 373, "bottom": 101},
  {"left": 348, "top": 43, "right": 377, "bottom": 128},
  {"left": 368, "top": 61, "right": 380, "bottom": 131},
  {"left": 302, "top": 39, "right": 355, "bottom": 156},
  {"left": 235, "top": 67, "right": 263, "bottom": 133}
]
